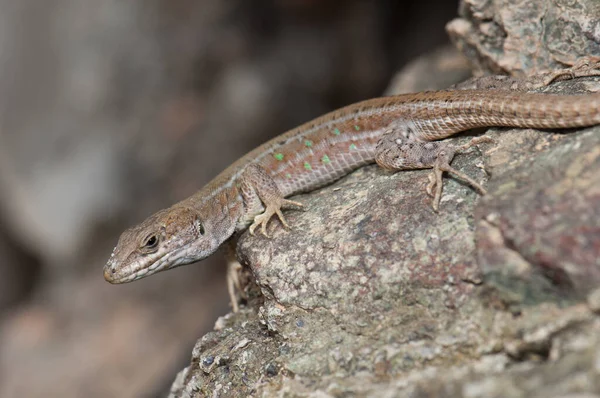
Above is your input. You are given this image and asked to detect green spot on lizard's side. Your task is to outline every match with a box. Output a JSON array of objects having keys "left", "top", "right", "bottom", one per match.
[
  {"left": 286, "top": 173, "right": 292, "bottom": 178},
  {"left": 274, "top": 153, "right": 284, "bottom": 161},
  {"left": 304, "top": 140, "right": 313, "bottom": 147},
  {"left": 304, "top": 162, "right": 312, "bottom": 170},
  {"left": 354, "top": 125, "right": 360, "bottom": 131},
  {"left": 333, "top": 128, "right": 341, "bottom": 135},
  {"left": 349, "top": 143, "right": 357, "bottom": 150},
  {"left": 321, "top": 155, "right": 331, "bottom": 164}
]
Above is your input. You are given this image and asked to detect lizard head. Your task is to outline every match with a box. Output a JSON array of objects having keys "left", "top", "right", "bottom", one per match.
[{"left": 104, "top": 206, "right": 220, "bottom": 283}]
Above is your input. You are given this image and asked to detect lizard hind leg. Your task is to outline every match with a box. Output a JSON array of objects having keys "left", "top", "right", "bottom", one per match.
[
  {"left": 425, "top": 136, "right": 494, "bottom": 210},
  {"left": 375, "top": 126, "right": 492, "bottom": 210}
]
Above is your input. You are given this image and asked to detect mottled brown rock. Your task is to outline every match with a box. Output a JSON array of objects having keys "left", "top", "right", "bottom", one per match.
[
  {"left": 447, "top": 0, "right": 600, "bottom": 76},
  {"left": 476, "top": 122, "right": 600, "bottom": 305},
  {"left": 170, "top": 69, "right": 600, "bottom": 398}
]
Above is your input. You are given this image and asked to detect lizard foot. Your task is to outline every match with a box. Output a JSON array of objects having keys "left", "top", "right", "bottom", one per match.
[
  {"left": 426, "top": 138, "right": 490, "bottom": 211},
  {"left": 249, "top": 198, "right": 304, "bottom": 237}
]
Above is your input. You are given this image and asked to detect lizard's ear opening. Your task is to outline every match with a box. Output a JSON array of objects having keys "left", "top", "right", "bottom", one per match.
[{"left": 195, "top": 217, "right": 205, "bottom": 236}]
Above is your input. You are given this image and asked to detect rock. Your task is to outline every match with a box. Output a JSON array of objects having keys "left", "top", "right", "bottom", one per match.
[
  {"left": 476, "top": 119, "right": 600, "bottom": 306},
  {"left": 169, "top": 56, "right": 600, "bottom": 396},
  {"left": 447, "top": 0, "right": 600, "bottom": 76}
]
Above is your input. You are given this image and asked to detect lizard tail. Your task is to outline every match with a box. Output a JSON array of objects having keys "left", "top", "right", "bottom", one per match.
[
  {"left": 472, "top": 90, "right": 600, "bottom": 129},
  {"left": 409, "top": 89, "right": 600, "bottom": 140}
]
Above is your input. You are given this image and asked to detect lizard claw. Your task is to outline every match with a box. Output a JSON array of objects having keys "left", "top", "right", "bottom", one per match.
[{"left": 426, "top": 172, "right": 437, "bottom": 199}]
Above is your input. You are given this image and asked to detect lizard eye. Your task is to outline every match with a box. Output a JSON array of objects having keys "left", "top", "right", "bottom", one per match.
[{"left": 143, "top": 235, "right": 158, "bottom": 249}]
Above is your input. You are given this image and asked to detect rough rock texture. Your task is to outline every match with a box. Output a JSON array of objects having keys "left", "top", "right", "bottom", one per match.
[
  {"left": 447, "top": 0, "right": 600, "bottom": 76},
  {"left": 168, "top": 54, "right": 600, "bottom": 396},
  {"left": 477, "top": 107, "right": 600, "bottom": 305}
]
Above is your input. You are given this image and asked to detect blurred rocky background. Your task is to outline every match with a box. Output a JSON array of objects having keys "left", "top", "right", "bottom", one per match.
[{"left": 0, "top": 0, "right": 459, "bottom": 396}]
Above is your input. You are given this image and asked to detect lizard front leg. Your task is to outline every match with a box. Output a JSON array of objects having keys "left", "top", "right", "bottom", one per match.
[
  {"left": 240, "top": 164, "right": 304, "bottom": 237},
  {"left": 222, "top": 237, "right": 246, "bottom": 312}
]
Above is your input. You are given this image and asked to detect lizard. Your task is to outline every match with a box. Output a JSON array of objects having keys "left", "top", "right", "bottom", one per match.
[{"left": 104, "top": 57, "right": 600, "bottom": 312}]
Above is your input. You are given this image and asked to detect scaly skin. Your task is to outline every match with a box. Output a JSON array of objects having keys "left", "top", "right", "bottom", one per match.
[{"left": 104, "top": 58, "right": 600, "bottom": 310}]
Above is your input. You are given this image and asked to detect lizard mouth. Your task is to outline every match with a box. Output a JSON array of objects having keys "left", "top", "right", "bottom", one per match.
[{"left": 103, "top": 253, "right": 169, "bottom": 284}]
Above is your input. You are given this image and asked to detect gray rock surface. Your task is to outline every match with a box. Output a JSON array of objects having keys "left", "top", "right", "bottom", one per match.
[
  {"left": 447, "top": 0, "right": 600, "bottom": 76},
  {"left": 169, "top": 59, "right": 600, "bottom": 397}
]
